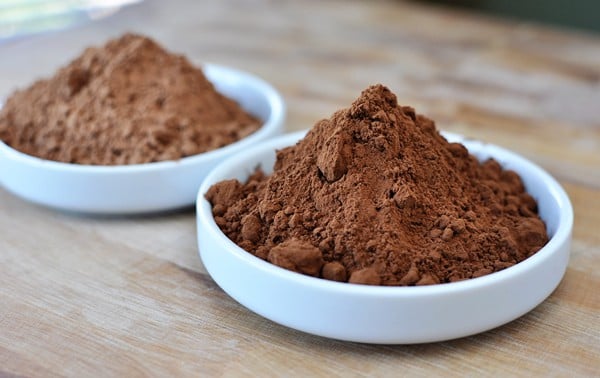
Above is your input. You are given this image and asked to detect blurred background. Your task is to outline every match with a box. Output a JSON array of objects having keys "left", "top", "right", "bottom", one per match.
[
  {"left": 1, "top": 0, "right": 598, "bottom": 43},
  {"left": 428, "top": 0, "right": 599, "bottom": 33}
]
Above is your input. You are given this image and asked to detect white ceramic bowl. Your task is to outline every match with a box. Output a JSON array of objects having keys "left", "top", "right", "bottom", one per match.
[
  {"left": 0, "top": 64, "right": 285, "bottom": 214},
  {"left": 197, "top": 130, "right": 573, "bottom": 344}
]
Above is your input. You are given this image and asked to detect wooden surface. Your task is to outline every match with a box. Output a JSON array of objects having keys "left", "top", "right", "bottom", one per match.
[{"left": 1, "top": 0, "right": 599, "bottom": 376}]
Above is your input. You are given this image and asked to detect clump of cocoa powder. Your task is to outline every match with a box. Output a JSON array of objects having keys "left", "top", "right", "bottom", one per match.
[
  {"left": 0, "top": 33, "right": 261, "bottom": 165},
  {"left": 206, "top": 84, "right": 549, "bottom": 286}
]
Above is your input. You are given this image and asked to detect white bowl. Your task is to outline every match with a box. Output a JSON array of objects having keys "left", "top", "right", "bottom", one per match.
[
  {"left": 196, "top": 130, "right": 573, "bottom": 344},
  {"left": 0, "top": 64, "right": 285, "bottom": 214}
]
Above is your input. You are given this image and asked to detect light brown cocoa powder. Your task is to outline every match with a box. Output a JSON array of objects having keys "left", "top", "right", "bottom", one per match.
[
  {"left": 206, "top": 84, "right": 549, "bottom": 286},
  {"left": 0, "top": 33, "right": 260, "bottom": 165}
]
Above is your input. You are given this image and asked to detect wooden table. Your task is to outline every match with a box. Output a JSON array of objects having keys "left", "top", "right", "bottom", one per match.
[{"left": 1, "top": 0, "right": 598, "bottom": 376}]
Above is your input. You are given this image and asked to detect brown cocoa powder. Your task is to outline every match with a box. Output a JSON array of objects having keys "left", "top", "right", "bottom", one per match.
[
  {"left": 0, "top": 33, "right": 260, "bottom": 165},
  {"left": 206, "top": 84, "right": 549, "bottom": 286}
]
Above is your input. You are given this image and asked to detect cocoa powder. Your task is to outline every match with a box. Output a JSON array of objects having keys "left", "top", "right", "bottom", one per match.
[
  {"left": 206, "top": 84, "right": 549, "bottom": 286},
  {"left": 0, "top": 33, "right": 260, "bottom": 165}
]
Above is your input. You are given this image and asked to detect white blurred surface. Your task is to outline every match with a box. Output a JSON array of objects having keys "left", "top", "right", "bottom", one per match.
[{"left": 0, "top": 0, "right": 142, "bottom": 41}]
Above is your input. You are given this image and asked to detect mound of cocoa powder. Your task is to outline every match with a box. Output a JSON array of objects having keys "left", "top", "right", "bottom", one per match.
[
  {"left": 0, "top": 33, "right": 260, "bottom": 165},
  {"left": 206, "top": 84, "right": 549, "bottom": 286}
]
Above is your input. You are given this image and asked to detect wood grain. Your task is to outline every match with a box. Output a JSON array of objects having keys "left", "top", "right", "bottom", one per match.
[{"left": 1, "top": 0, "right": 598, "bottom": 376}]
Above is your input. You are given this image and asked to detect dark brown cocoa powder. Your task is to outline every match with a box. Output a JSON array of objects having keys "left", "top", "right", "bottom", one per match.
[
  {"left": 0, "top": 33, "right": 260, "bottom": 165},
  {"left": 206, "top": 84, "right": 549, "bottom": 286}
]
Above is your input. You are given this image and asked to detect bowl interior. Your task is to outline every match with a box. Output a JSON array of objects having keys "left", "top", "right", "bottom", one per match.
[{"left": 200, "top": 130, "right": 570, "bottom": 248}]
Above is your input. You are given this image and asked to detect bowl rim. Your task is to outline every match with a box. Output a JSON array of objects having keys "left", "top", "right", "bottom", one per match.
[
  {"left": 197, "top": 130, "right": 574, "bottom": 297},
  {"left": 0, "top": 63, "right": 285, "bottom": 173}
]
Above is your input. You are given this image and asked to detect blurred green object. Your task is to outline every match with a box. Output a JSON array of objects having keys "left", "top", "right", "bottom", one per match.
[
  {"left": 427, "top": 0, "right": 599, "bottom": 33},
  {"left": 0, "top": 0, "right": 141, "bottom": 41}
]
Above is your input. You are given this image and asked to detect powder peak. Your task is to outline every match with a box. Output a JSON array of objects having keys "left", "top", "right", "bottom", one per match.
[{"left": 348, "top": 84, "right": 399, "bottom": 120}]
